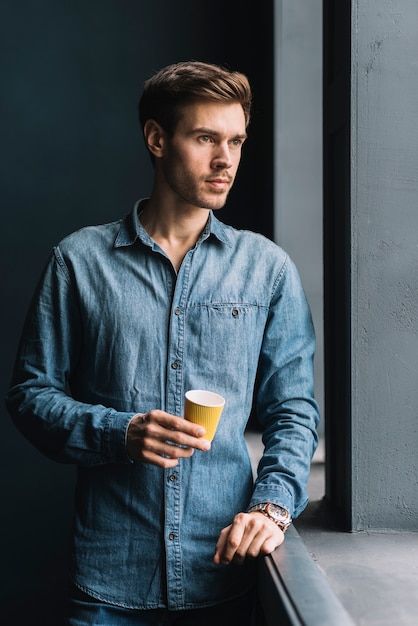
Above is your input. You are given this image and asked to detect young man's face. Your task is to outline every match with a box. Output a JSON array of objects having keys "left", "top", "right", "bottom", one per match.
[{"left": 158, "top": 100, "right": 247, "bottom": 211}]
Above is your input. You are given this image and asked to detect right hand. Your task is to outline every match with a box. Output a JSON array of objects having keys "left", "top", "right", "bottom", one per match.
[{"left": 126, "top": 410, "right": 211, "bottom": 468}]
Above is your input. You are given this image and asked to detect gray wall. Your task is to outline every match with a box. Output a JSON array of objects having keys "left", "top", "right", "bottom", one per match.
[
  {"left": 274, "top": 0, "right": 324, "bottom": 438},
  {"left": 351, "top": 0, "right": 418, "bottom": 529}
]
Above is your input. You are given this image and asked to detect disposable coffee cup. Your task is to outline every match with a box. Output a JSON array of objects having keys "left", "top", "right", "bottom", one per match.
[{"left": 184, "top": 390, "right": 225, "bottom": 442}]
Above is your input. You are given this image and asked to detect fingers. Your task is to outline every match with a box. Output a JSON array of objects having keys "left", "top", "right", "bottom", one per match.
[
  {"left": 127, "top": 410, "right": 211, "bottom": 467},
  {"left": 213, "top": 512, "right": 284, "bottom": 566},
  {"left": 213, "top": 524, "right": 234, "bottom": 565}
]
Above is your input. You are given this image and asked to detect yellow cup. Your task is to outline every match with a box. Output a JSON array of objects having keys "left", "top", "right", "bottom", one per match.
[{"left": 184, "top": 390, "right": 225, "bottom": 442}]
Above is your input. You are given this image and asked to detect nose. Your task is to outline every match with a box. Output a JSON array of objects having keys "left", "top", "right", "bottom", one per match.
[{"left": 212, "top": 142, "right": 233, "bottom": 170}]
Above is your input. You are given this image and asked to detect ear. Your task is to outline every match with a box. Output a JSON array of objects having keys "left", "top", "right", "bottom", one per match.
[{"left": 143, "top": 119, "right": 166, "bottom": 159}]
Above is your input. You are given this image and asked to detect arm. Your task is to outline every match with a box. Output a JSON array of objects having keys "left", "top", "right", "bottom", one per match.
[
  {"left": 250, "top": 255, "right": 319, "bottom": 518},
  {"left": 5, "top": 251, "right": 136, "bottom": 466},
  {"left": 214, "top": 255, "right": 319, "bottom": 564}
]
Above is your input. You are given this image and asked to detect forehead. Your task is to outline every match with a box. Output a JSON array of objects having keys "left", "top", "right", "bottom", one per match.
[{"left": 175, "top": 100, "right": 246, "bottom": 136}]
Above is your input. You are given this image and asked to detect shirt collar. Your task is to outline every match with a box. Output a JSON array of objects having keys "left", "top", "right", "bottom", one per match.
[{"left": 114, "top": 199, "right": 232, "bottom": 249}]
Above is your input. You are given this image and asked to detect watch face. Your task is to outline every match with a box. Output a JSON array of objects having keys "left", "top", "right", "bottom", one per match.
[{"left": 266, "top": 503, "right": 289, "bottom": 521}]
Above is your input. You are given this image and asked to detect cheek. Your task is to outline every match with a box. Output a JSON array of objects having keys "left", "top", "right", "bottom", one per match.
[
  {"left": 178, "top": 149, "right": 206, "bottom": 172},
  {"left": 187, "top": 156, "right": 208, "bottom": 177}
]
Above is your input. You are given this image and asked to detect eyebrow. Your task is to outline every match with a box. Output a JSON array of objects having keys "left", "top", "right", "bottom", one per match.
[{"left": 191, "top": 127, "right": 248, "bottom": 140}]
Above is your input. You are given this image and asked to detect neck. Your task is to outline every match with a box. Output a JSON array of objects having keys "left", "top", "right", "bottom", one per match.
[{"left": 139, "top": 195, "right": 211, "bottom": 272}]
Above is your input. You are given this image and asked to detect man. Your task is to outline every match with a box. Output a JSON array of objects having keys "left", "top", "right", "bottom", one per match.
[{"left": 6, "top": 61, "right": 319, "bottom": 625}]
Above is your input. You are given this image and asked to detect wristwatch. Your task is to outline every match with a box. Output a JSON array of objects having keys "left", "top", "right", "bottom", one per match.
[{"left": 248, "top": 502, "right": 292, "bottom": 533}]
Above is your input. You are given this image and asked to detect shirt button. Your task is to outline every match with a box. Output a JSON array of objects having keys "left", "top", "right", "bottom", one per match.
[
  {"left": 171, "top": 361, "right": 179, "bottom": 370},
  {"left": 232, "top": 308, "right": 239, "bottom": 317},
  {"left": 168, "top": 533, "right": 176, "bottom": 540},
  {"left": 174, "top": 307, "right": 181, "bottom": 315},
  {"left": 168, "top": 474, "right": 177, "bottom": 482}
]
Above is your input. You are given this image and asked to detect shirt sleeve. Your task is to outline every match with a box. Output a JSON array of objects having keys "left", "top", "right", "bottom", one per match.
[
  {"left": 5, "top": 249, "right": 135, "bottom": 466},
  {"left": 247, "top": 255, "right": 320, "bottom": 518}
]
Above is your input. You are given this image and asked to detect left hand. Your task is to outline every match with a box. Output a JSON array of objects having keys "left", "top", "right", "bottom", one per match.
[{"left": 213, "top": 512, "right": 284, "bottom": 566}]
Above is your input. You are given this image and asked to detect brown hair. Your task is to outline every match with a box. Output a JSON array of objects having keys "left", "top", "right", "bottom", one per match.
[{"left": 138, "top": 60, "right": 252, "bottom": 137}]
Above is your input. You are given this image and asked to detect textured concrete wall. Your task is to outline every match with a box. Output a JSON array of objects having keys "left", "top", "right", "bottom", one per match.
[{"left": 351, "top": 0, "right": 418, "bottom": 529}]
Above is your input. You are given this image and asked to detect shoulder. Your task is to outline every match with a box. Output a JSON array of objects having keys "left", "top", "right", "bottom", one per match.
[
  {"left": 214, "top": 220, "right": 305, "bottom": 296},
  {"left": 219, "top": 221, "right": 288, "bottom": 267},
  {"left": 56, "top": 217, "right": 123, "bottom": 257}
]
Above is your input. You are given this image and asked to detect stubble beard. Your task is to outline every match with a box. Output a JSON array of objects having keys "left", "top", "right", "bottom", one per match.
[
  {"left": 197, "top": 187, "right": 230, "bottom": 211},
  {"left": 166, "top": 167, "right": 233, "bottom": 211}
]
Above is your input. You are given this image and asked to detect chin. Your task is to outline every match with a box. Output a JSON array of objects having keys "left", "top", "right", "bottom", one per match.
[{"left": 203, "top": 195, "right": 229, "bottom": 211}]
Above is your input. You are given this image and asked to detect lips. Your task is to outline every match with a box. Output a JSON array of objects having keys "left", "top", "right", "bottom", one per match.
[{"left": 206, "top": 178, "right": 231, "bottom": 188}]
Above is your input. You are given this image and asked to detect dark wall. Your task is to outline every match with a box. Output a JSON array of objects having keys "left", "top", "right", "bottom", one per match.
[
  {"left": 1, "top": 1, "right": 273, "bottom": 623},
  {"left": 323, "top": 0, "right": 351, "bottom": 527}
]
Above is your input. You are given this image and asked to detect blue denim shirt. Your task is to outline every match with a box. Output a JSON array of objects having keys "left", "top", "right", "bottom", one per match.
[{"left": 6, "top": 201, "right": 319, "bottom": 610}]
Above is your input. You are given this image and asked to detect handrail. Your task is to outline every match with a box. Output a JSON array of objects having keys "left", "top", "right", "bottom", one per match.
[{"left": 257, "top": 526, "right": 355, "bottom": 626}]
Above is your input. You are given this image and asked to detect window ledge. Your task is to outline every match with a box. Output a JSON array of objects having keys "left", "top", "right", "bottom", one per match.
[{"left": 258, "top": 525, "right": 355, "bottom": 626}]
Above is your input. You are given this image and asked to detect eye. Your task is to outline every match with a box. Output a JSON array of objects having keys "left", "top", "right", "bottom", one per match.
[
  {"left": 199, "top": 135, "right": 213, "bottom": 143},
  {"left": 229, "top": 138, "right": 244, "bottom": 148}
]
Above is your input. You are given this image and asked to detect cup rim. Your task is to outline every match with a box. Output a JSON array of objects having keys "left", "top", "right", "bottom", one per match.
[{"left": 185, "top": 389, "right": 225, "bottom": 407}]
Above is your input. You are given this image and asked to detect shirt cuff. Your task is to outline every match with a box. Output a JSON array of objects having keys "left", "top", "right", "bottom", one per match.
[{"left": 102, "top": 410, "right": 137, "bottom": 463}]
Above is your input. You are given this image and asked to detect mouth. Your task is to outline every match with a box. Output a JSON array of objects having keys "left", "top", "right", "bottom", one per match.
[{"left": 206, "top": 178, "right": 231, "bottom": 190}]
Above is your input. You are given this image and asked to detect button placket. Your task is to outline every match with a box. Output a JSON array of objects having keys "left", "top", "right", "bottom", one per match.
[{"left": 164, "top": 253, "right": 194, "bottom": 608}]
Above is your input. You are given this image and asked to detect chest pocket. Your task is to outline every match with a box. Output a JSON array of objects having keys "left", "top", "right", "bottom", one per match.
[{"left": 185, "top": 303, "right": 268, "bottom": 371}]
